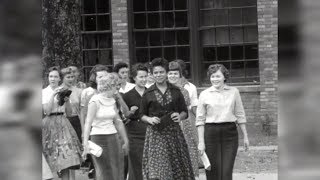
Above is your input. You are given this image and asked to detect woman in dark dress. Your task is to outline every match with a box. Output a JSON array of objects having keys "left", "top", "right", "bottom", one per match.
[
  {"left": 140, "top": 58, "right": 195, "bottom": 180},
  {"left": 122, "top": 63, "right": 148, "bottom": 180}
]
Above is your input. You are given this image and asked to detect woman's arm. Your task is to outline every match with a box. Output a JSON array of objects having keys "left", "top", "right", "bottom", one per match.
[
  {"left": 239, "top": 123, "right": 249, "bottom": 151},
  {"left": 82, "top": 101, "right": 98, "bottom": 159},
  {"left": 115, "top": 93, "right": 131, "bottom": 118},
  {"left": 197, "top": 125, "right": 205, "bottom": 155},
  {"left": 80, "top": 106, "right": 86, "bottom": 131},
  {"left": 64, "top": 97, "right": 73, "bottom": 117},
  {"left": 113, "top": 111, "right": 129, "bottom": 155}
]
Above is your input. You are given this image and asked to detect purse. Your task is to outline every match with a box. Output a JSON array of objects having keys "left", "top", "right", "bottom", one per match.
[
  {"left": 88, "top": 140, "right": 103, "bottom": 157},
  {"left": 154, "top": 111, "right": 174, "bottom": 131}
]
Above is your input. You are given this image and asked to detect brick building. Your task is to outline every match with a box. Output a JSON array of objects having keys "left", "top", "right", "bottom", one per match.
[{"left": 42, "top": 0, "right": 278, "bottom": 144}]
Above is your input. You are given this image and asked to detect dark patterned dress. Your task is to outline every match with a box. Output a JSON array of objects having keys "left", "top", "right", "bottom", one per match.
[
  {"left": 178, "top": 85, "right": 200, "bottom": 177},
  {"left": 140, "top": 83, "right": 195, "bottom": 180}
]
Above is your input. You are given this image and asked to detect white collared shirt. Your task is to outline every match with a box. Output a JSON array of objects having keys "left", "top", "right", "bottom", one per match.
[
  {"left": 119, "top": 82, "right": 135, "bottom": 94},
  {"left": 196, "top": 85, "right": 246, "bottom": 126}
]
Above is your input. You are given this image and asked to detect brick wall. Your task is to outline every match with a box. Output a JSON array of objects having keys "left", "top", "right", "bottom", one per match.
[
  {"left": 258, "top": 0, "right": 278, "bottom": 132},
  {"left": 111, "top": 0, "right": 130, "bottom": 65}
]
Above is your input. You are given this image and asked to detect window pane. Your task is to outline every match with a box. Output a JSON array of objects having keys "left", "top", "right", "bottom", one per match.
[
  {"left": 133, "top": 0, "right": 146, "bottom": 12},
  {"left": 164, "top": 47, "right": 176, "bottom": 60},
  {"left": 229, "top": 0, "right": 245, "bottom": 7},
  {"left": 83, "top": 51, "right": 98, "bottom": 66},
  {"left": 150, "top": 48, "right": 162, "bottom": 60},
  {"left": 177, "top": 46, "right": 190, "bottom": 61},
  {"left": 135, "top": 32, "right": 149, "bottom": 47},
  {"left": 136, "top": 48, "right": 149, "bottom": 63},
  {"left": 149, "top": 31, "right": 162, "bottom": 46},
  {"left": 200, "top": 10, "right": 214, "bottom": 26},
  {"left": 215, "top": 9, "right": 228, "bottom": 26},
  {"left": 246, "top": 60, "right": 259, "bottom": 77},
  {"left": 83, "top": 0, "right": 95, "bottom": 14},
  {"left": 243, "top": 7, "right": 257, "bottom": 24},
  {"left": 84, "top": 16, "right": 96, "bottom": 31},
  {"left": 244, "top": 26, "right": 258, "bottom": 42},
  {"left": 200, "top": 0, "right": 214, "bottom": 9},
  {"left": 162, "top": 0, "right": 173, "bottom": 10},
  {"left": 97, "top": 15, "right": 110, "bottom": 30},
  {"left": 245, "top": 0, "right": 256, "bottom": 6},
  {"left": 230, "top": 27, "right": 243, "bottom": 43},
  {"left": 231, "top": 61, "right": 245, "bottom": 78},
  {"left": 217, "top": 46, "right": 229, "bottom": 60},
  {"left": 148, "top": 13, "right": 160, "bottom": 28},
  {"left": 134, "top": 14, "right": 147, "bottom": 29},
  {"left": 97, "top": 0, "right": 109, "bottom": 13},
  {"left": 98, "top": 33, "right": 112, "bottom": 48},
  {"left": 83, "top": 34, "right": 97, "bottom": 49},
  {"left": 201, "top": 29, "right": 215, "bottom": 45},
  {"left": 83, "top": 67, "right": 93, "bottom": 82},
  {"left": 175, "top": 12, "right": 188, "bottom": 27},
  {"left": 177, "top": 30, "right": 189, "bottom": 45},
  {"left": 216, "top": 27, "right": 229, "bottom": 44},
  {"left": 203, "top": 47, "right": 216, "bottom": 61},
  {"left": 98, "top": 50, "right": 112, "bottom": 65},
  {"left": 163, "top": 31, "right": 175, "bottom": 45},
  {"left": 229, "top": 9, "right": 242, "bottom": 25},
  {"left": 163, "top": 12, "right": 174, "bottom": 28},
  {"left": 231, "top": 46, "right": 243, "bottom": 60},
  {"left": 147, "top": 0, "right": 159, "bottom": 11},
  {"left": 245, "top": 45, "right": 258, "bottom": 59},
  {"left": 175, "top": 0, "right": 187, "bottom": 10}
]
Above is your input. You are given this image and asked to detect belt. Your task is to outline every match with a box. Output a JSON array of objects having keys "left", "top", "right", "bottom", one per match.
[{"left": 49, "top": 112, "right": 64, "bottom": 116}]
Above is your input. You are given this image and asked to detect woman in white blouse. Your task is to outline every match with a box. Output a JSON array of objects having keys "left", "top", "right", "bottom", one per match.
[
  {"left": 197, "top": 64, "right": 249, "bottom": 180},
  {"left": 82, "top": 73, "right": 129, "bottom": 180}
]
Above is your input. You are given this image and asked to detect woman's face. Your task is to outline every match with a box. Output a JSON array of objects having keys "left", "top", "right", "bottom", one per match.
[
  {"left": 118, "top": 67, "right": 129, "bottom": 82},
  {"left": 48, "top": 70, "right": 60, "bottom": 87},
  {"left": 210, "top": 70, "right": 225, "bottom": 89},
  {"left": 147, "top": 70, "right": 155, "bottom": 83},
  {"left": 95, "top": 71, "right": 109, "bottom": 83},
  {"left": 63, "top": 73, "right": 75, "bottom": 86},
  {"left": 152, "top": 66, "right": 167, "bottom": 84},
  {"left": 134, "top": 70, "right": 147, "bottom": 87},
  {"left": 167, "top": 70, "right": 180, "bottom": 84}
]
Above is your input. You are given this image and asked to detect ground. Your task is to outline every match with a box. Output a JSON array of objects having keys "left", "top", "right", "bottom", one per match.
[{"left": 69, "top": 147, "right": 278, "bottom": 180}]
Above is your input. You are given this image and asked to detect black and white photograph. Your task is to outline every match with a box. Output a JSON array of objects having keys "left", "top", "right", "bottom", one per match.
[{"left": 3, "top": 0, "right": 320, "bottom": 180}]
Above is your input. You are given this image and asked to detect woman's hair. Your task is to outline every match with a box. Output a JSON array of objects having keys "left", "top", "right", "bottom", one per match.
[
  {"left": 207, "top": 64, "right": 230, "bottom": 82},
  {"left": 113, "top": 62, "right": 128, "bottom": 73},
  {"left": 88, "top": 64, "right": 110, "bottom": 89},
  {"left": 168, "top": 61, "right": 182, "bottom": 77},
  {"left": 131, "top": 63, "right": 148, "bottom": 78},
  {"left": 97, "top": 73, "right": 118, "bottom": 93},
  {"left": 60, "top": 67, "right": 73, "bottom": 80},
  {"left": 174, "top": 59, "right": 187, "bottom": 78},
  {"left": 47, "top": 66, "right": 62, "bottom": 78},
  {"left": 150, "top": 57, "right": 169, "bottom": 74}
]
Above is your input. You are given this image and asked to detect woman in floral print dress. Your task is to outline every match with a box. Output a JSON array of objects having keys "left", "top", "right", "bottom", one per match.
[{"left": 139, "top": 58, "right": 194, "bottom": 180}]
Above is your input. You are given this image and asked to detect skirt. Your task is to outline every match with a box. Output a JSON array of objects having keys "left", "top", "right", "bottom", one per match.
[
  {"left": 142, "top": 123, "right": 195, "bottom": 180},
  {"left": 204, "top": 122, "right": 239, "bottom": 180},
  {"left": 42, "top": 115, "right": 82, "bottom": 173},
  {"left": 127, "top": 120, "right": 147, "bottom": 180},
  {"left": 67, "top": 116, "right": 82, "bottom": 143},
  {"left": 42, "top": 153, "right": 53, "bottom": 180},
  {"left": 180, "top": 111, "right": 200, "bottom": 177},
  {"left": 91, "top": 134, "right": 124, "bottom": 180}
]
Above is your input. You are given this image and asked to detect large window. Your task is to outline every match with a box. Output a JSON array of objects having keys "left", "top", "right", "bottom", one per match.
[
  {"left": 130, "top": 0, "right": 192, "bottom": 79},
  {"left": 129, "top": 0, "right": 259, "bottom": 86},
  {"left": 199, "top": 0, "right": 259, "bottom": 85},
  {"left": 81, "top": 0, "right": 113, "bottom": 82}
]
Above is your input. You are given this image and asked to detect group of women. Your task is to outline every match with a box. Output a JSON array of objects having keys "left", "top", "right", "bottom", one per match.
[{"left": 42, "top": 58, "right": 249, "bottom": 180}]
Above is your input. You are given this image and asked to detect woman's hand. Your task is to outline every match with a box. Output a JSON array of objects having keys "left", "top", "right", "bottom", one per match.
[
  {"left": 171, "top": 112, "right": 181, "bottom": 122},
  {"left": 82, "top": 143, "right": 89, "bottom": 160},
  {"left": 130, "top": 106, "right": 139, "bottom": 114},
  {"left": 122, "top": 142, "right": 129, "bottom": 155},
  {"left": 243, "top": 136, "right": 250, "bottom": 151},
  {"left": 147, "top": 117, "right": 160, "bottom": 125},
  {"left": 198, "top": 142, "right": 205, "bottom": 156}
]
